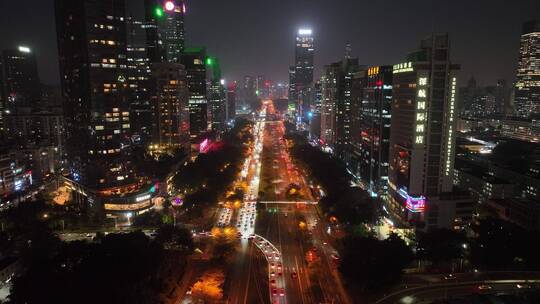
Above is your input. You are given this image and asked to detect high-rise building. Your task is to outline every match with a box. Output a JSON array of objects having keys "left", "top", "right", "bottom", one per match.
[
  {"left": 145, "top": 0, "right": 185, "bottom": 63},
  {"left": 126, "top": 14, "right": 153, "bottom": 144},
  {"left": 288, "top": 66, "right": 296, "bottom": 110},
  {"left": 319, "top": 54, "right": 361, "bottom": 158},
  {"left": 515, "top": 19, "right": 540, "bottom": 117},
  {"left": 226, "top": 82, "right": 237, "bottom": 122},
  {"left": 319, "top": 63, "right": 339, "bottom": 146},
  {"left": 55, "top": 0, "right": 167, "bottom": 222},
  {"left": 256, "top": 75, "right": 264, "bottom": 97},
  {"left": 181, "top": 47, "right": 207, "bottom": 138},
  {"left": 336, "top": 57, "right": 360, "bottom": 159},
  {"left": 0, "top": 47, "right": 41, "bottom": 111},
  {"left": 206, "top": 57, "right": 226, "bottom": 131},
  {"left": 293, "top": 28, "right": 314, "bottom": 118},
  {"left": 55, "top": 0, "right": 135, "bottom": 189},
  {"left": 351, "top": 66, "right": 393, "bottom": 196},
  {"left": 242, "top": 75, "right": 256, "bottom": 109},
  {"left": 309, "top": 80, "right": 322, "bottom": 139},
  {"left": 149, "top": 62, "right": 189, "bottom": 148},
  {"left": 387, "top": 34, "right": 467, "bottom": 230},
  {"left": 348, "top": 70, "right": 367, "bottom": 181}
]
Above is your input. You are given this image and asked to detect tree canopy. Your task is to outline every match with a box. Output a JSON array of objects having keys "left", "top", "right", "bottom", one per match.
[{"left": 339, "top": 233, "right": 413, "bottom": 291}]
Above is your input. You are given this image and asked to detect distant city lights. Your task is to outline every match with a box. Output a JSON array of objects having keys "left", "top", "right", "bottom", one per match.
[{"left": 298, "top": 28, "right": 312, "bottom": 35}]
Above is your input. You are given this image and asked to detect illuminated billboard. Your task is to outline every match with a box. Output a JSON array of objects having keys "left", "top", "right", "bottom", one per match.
[{"left": 398, "top": 188, "right": 426, "bottom": 213}]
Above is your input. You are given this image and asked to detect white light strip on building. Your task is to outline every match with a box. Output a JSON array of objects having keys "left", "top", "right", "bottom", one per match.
[{"left": 445, "top": 77, "right": 457, "bottom": 176}]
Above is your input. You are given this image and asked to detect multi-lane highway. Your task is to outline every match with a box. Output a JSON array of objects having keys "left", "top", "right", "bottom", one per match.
[{"left": 225, "top": 99, "right": 350, "bottom": 304}]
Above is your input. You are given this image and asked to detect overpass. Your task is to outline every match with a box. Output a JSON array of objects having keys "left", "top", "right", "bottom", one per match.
[{"left": 257, "top": 201, "right": 318, "bottom": 205}]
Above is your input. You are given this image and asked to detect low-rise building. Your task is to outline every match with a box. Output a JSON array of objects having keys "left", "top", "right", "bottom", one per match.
[
  {"left": 454, "top": 159, "right": 514, "bottom": 202},
  {"left": 486, "top": 198, "right": 540, "bottom": 231}
]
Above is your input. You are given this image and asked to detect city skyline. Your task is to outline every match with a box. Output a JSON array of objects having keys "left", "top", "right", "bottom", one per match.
[
  {"left": 0, "top": 0, "right": 539, "bottom": 85},
  {"left": 4, "top": 1, "right": 540, "bottom": 303}
]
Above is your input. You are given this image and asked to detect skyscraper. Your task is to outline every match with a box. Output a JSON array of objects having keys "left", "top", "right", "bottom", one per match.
[
  {"left": 181, "top": 47, "right": 208, "bottom": 138},
  {"left": 55, "top": 0, "right": 165, "bottom": 221},
  {"left": 150, "top": 62, "right": 189, "bottom": 148},
  {"left": 242, "top": 75, "right": 256, "bottom": 109},
  {"left": 319, "top": 63, "right": 339, "bottom": 146},
  {"left": 309, "top": 80, "right": 322, "bottom": 139},
  {"left": 293, "top": 28, "right": 314, "bottom": 118},
  {"left": 351, "top": 66, "right": 393, "bottom": 196},
  {"left": 319, "top": 54, "right": 361, "bottom": 158},
  {"left": 515, "top": 19, "right": 540, "bottom": 117},
  {"left": 387, "top": 34, "right": 465, "bottom": 229},
  {"left": 0, "top": 46, "right": 41, "bottom": 111},
  {"left": 126, "top": 14, "right": 153, "bottom": 144},
  {"left": 55, "top": 0, "right": 134, "bottom": 189},
  {"left": 145, "top": 0, "right": 185, "bottom": 63},
  {"left": 207, "top": 57, "right": 226, "bottom": 131},
  {"left": 226, "top": 82, "right": 237, "bottom": 122},
  {"left": 288, "top": 66, "right": 296, "bottom": 109}
]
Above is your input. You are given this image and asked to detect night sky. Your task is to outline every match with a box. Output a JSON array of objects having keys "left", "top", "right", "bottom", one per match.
[{"left": 0, "top": 0, "right": 538, "bottom": 86}]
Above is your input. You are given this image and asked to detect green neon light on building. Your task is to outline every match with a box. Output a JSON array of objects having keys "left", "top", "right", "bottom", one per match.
[{"left": 155, "top": 7, "right": 164, "bottom": 18}]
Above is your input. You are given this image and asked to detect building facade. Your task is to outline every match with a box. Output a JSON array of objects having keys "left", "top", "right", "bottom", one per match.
[
  {"left": 55, "top": 0, "right": 136, "bottom": 189},
  {"left": 0, "top": 47, "right": 41, "bottom": 111},
  {"left": 387, "top": 34, "right": 464, "bottom": 230},
  {"left": 145, "top": 0, "right": 185, "bottom": 63},
  {"left": 150, "top": 62, "right": 189, "bottom": 149},
  {"left": 293, "top": 29, "right": 314, "bottom": 118},
  {"left": 226, "top": 82, "right": 237, "bottom": 122},
  {"left": 355, "top": 66, "right": 393, "bottom": 196},
  {"left": 181, "top": 47, "right": 208, "bottom": 138}
]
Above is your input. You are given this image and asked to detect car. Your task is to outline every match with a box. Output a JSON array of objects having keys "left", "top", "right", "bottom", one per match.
[
  {"left": 444, "top": 274, "right": 456, "bottom": 280},
  {"left": 272, "top": 288, "right": 277, "bottom": 296},
  {"left": 279, "top": 289, "right": 285, "bottom": 296},
  {"left": 516, "top": 283, "right": 532, "bottom": 289},
  {"left": 270, "top": 279, "right": 276, "bottom": 285},
  {"left": 478, "top": 285, "right": 492, "bottom": 290},
  {"left": 270, "top": 271, "right": 275, "bottom": 277},
  {"left": 291, "top": 270, "right": 297, "bottom": 278}
]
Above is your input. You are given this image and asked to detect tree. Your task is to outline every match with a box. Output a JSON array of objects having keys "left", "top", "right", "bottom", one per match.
[
  {"left": 154, "top": 224, "right": 194, "bottom": 252},
  {"left": 191, "top": 269, "right": 225, "bottom": 303},
  {"left": 416, "top": 228, "right": 466, "bottom": 266},
  {"left": 212, "top": 235, "right": 236, "bottom": 264},
  {"left": 339, "top": 233, "right": 413, "bottom": 291},
  {"left": 9, "top": 231, "right": 188, "bottom": 304},
  {"left": 470, "top": 217, "right": 540, "bottom": 271},
  {"left": 132, "top": 209, "right": 163, "bottom": 227}
]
